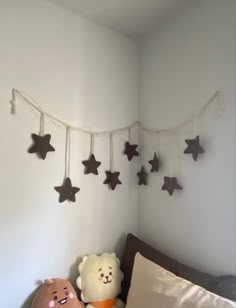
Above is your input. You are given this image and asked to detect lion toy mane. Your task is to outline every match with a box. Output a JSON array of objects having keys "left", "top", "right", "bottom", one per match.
[
  {"left": 31, "top": 278, "right": 84, "bottom": 308},
  {"left": 76, "top": 253, "right": 124, "bottom": 308}
]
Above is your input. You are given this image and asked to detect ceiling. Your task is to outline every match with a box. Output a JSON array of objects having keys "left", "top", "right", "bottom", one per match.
[{"left": 47, "top": 0, "right": 185, "bottom": 38}]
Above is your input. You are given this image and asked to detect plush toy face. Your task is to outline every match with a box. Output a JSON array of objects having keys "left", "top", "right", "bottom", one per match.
[
  {"left": 31, "top": 279, "right": 84, "bottom": 308},
  {"left": 77, "top": 253, "right": 124, "bottom": 303}
]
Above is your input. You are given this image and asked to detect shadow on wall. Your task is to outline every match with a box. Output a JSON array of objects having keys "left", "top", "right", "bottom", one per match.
[
  {"left": 68, "top": 255, "right": 83, "bottom": 300},
  {"left": 21, "top": 282, "right": 41, "bottom": 308},
  {"left": 115, "top": 233, "right": 127, "bottom": 260}
]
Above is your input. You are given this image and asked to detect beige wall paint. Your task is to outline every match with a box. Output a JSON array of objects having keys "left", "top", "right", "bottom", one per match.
[
  {"left": 0, "top": 1, "right": 139, "bottom": 307},
  {"left": 139, "top": 0, "right": 236, "bottom": 276}
]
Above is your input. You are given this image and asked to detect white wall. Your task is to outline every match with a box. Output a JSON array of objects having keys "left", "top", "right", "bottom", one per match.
[
  {"left": 0, "top": 1, "right": 139, "bottom": 307},
  {"left": 139, "top": 0, "right": 236, "bottom": 276},
  {"left": 1, "top": 0, "right": 236, "bottom": 306}
]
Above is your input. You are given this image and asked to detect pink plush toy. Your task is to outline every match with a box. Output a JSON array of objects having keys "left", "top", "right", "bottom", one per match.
[{"left": 31, "top": 278, "right": 84, "bottom": 308}]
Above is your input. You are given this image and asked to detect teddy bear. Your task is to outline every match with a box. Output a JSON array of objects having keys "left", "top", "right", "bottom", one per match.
[
  {"left": 76, "top": 253, "right": 124, "bottom": 308},
  {"left": 31, "top": 278, "right": 84, "bottom": 308}
]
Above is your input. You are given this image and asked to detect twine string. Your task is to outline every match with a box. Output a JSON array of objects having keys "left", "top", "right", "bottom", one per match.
[
  {"left": 175, "top": 129, "right": 182, "bottom": 175},
  {"left": 138, "top": 125, "right": 143, "bottom": 161},
  {"left": 216, "top": 91, "right": 225, "bottom": 115},
  {"left": 128, "top": 127, "right": 131, "bottom": 143},
  {"left": 169, "top": 134, "right": 174, "bottom": 177},
  {"left": 9, "top": 88, "right": 223, "bottom": 137},
  {"left": 10, "top": 89, "right": 16, "bottom": 114},
  {"left": 157, "top": 132, "right": 161, "bottom": 155},
  {"left": 169, "top": 160, "right": 173, "bottom": 177},
  {"left": 39, "top": 113, "right": 45, "bottom": 136},
  {"left": 65, "top": 127, "right": 71, "bottom": 178},
  {"left": 90, "top": 133, "right": 94, "bottom": 155},
  {"left": 193, "top": 116, "right": 197, "bottom": 136},
  {"left": 110, "top": 132, "right": 114, "bottom": 172}
]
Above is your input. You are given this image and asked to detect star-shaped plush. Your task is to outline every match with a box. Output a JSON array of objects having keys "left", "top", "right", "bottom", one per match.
[
  {"left": 184, "top": 135, "right": 204, "bottom": 161},
  {"left": 137, "top": 166, "right": 148, "bottom": 185},
  {"left": 148, "top": 152, "right": 160, "bottom": 172},
  {"left": 162, "top": 176, "right": 182, "bottom": 196},
  {"left": 82, "top": 154, "right": 101, "bottom": 175},
  {"left": 103, "top": 171, "right": 122, "bottom": 190},
  {"left": 124, "top": 142, "right": 139, "bottom": 161},
  {"left": 28, "top": 133, "right": 55, "bottom": 160},
  {"left": 54, "top": 177, "right": 80, "bottom": 203}
]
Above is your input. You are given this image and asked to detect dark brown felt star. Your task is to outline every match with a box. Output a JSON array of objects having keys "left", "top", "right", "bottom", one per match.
[
  {"left": 184, "top": 135, "right": 204, "bottom": 161},
  {"left": 148, "top": 152, "right": 160, "bottom": 172},
  {"left": 28, "top": 133, "right": 55, "bottom": 160},
  {"left": 103, "top": 171, "right": 122, "bottom": 191},
  {"left": 54, "top": 177, "right": 80, "bottom": 203},
  {"left": 162, "top": 177, "right": 182, "bottom": 196},
  {"left": 124, "top": 142, "right": 139, "bottom": 161},
  {"left": 137, "top": 166, "right": 148, "bottom": 185},
  {"left": 82, "top": 154, "right": 101, "bottom": 175}
]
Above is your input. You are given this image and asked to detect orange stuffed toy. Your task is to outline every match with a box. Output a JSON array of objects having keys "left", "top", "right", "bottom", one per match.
[{"left": 31, "top": 278, "right": 84, "bottom": 308}]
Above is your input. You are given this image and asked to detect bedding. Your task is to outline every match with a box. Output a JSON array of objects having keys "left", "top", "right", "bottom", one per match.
[
  {"left": 125, "top": 253, "right": 236, "bottom": 308},
  {"left": 120, "top": 233, "right": 236, "bottom": 302},
  {"left": 209, "top": 276, "right": 236, "bottom": 301},
  {"left": 120, "top": 233, "right": 214, "bottom": 302}
]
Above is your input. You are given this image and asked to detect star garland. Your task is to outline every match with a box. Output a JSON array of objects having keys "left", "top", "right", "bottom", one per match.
[
  {"left": 55, "top": 177, "right": 80, "bottom": 203},
  {"left": 137, "top": 166, "right": 148, "bottom": 185},
  {"left": 82, "top": 134, "right": 101, "bottom": 175},
  {"left": 124, "top": 141, "right": 139, "bottom": 161},
  {"left": 28, "top": 133, "right": 55, "bottom": 159},
  {"left": 28, "top": 113, "right": 55, "bottom": 159},
  {"left": 82, "top": 154, "right": 101, "bottom": 175},
  {"left": 184, "top": 135, "right": 204, "bottom": 161},
  {"left": 9, "top": 89, "right": 225, "bottom": 201},
  {"left": 103, "top": 133, "right": 122, "bottom": 190},
  {"left": 162, "top": 176, "right": 183, "bottom": 196},
  {"left": 103, "top": 133, "right": 122, "bottom": 191},
  {"left": 148, "top": 152, "right": 160, "bottom": 172},
  {"left": 104, "top": 171, "right": 122, "bottom": 190},
  {"left": 54, "top": 127, "right": 80, "bottom": 203}
]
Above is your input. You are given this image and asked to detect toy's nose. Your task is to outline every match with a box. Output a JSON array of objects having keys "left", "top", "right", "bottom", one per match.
[{"left": 105, "top": 276, "right": 109, "bottom": 279}]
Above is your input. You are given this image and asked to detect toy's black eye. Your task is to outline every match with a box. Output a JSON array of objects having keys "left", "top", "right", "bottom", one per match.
[
  {"left": 54, "top": 295, "right": 58, "bottom": 300},
  {"left": 100, "top": 273, "right": 104, "bottom": 278},
  {"left": 65, "top": 290, "right": 69, "bottom": 296},
  {"left": 109, "top": 272, "right": 112, "bottom": 276}
]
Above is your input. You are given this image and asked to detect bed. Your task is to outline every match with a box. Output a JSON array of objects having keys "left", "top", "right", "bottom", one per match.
[{"left": 120, "top": 234, "right": 236, "bottom": 306}]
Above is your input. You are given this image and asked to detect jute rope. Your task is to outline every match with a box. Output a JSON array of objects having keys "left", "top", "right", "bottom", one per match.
[
  {"left": 65, "top": 127, "right": 71, "bottom": 178},
  {"left": 109, "top": 132, "right": 114, "bottom": 171},
  {"left": 9, "top": 89, "right": 224, "bottom": 136}
]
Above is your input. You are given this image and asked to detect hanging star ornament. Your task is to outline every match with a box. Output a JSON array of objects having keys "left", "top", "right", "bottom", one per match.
[
  {"left": 82, "top": 154, "right": 101, "bottom": 175},
  {"left": 103, "top": 171, "right": 122, "bottom": 191},
  {"left": 148, "top": 152, "right": 160, "bottom": 172},
  {"left": 184, "top": 135, "right": 204, "bottom": 161},
  {"left": 54, "top": 177, "right": 80, "bottom": 203},
  {"left": 162, "top": 176, "right": 182, "bottom": 196},
  {"left": 137, "top": 166, "right": 148, "bottom": 185},
  {"left": 28, "top": 133, "right": 55, "bottom": 160},
  {"left": 124, "top": 141, "right": 139, "bottom": 161}
]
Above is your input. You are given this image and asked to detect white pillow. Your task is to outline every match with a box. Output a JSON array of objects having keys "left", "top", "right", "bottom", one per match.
[{"left": 126, "top": 253, "right": 236, "bottom": 308}]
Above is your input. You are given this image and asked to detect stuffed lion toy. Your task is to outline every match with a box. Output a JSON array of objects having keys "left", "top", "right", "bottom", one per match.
[{"left": 76, "top": 253, "right": 124, "bottom": 308}]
